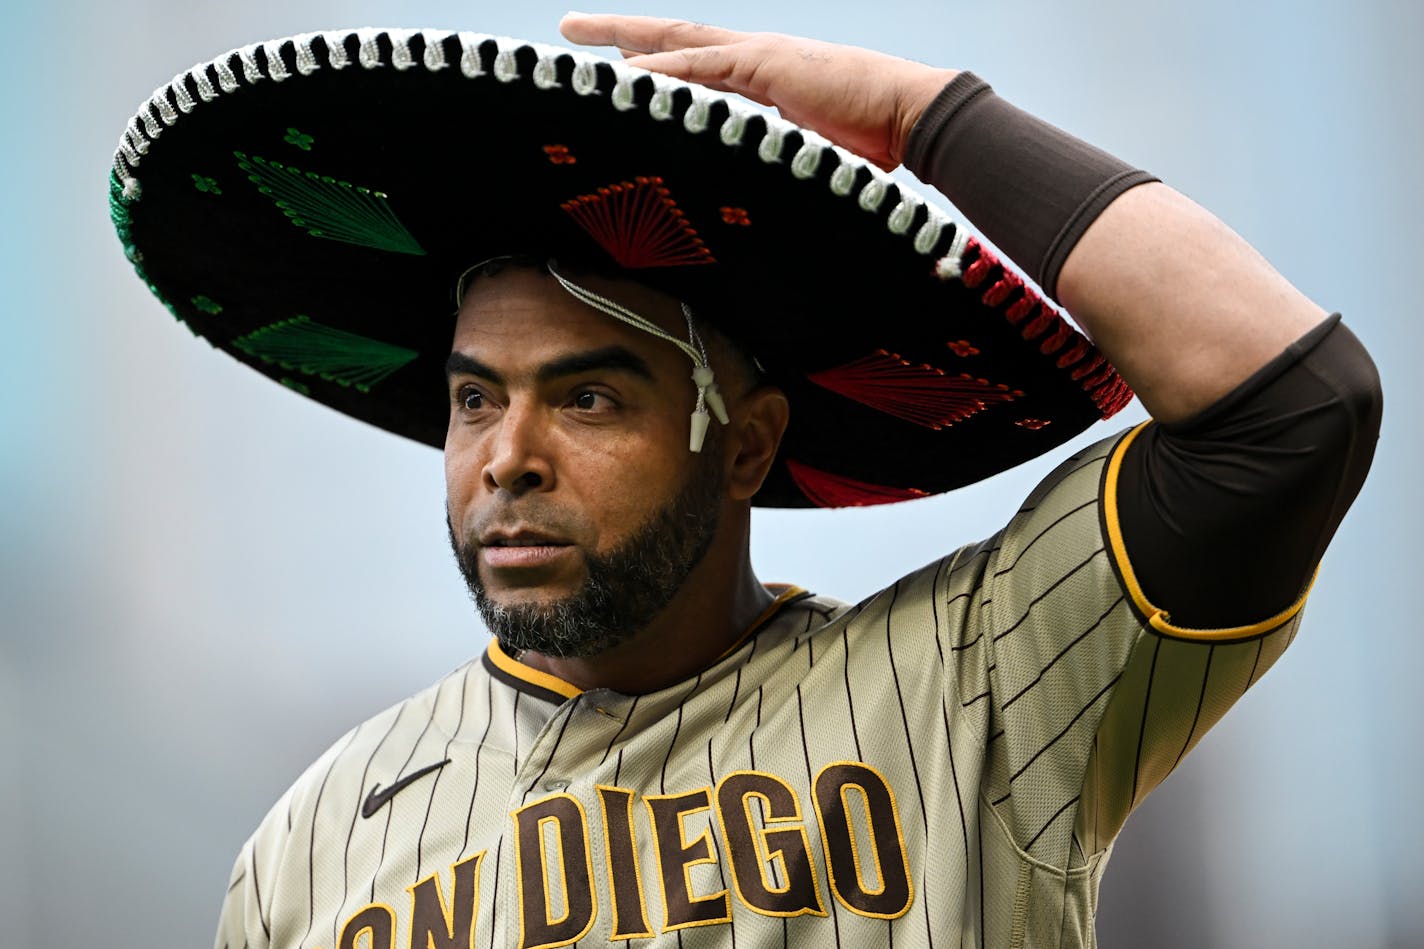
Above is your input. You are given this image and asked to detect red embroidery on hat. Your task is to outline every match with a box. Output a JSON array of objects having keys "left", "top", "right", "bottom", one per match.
[
  {"left": 1004, "top": 295, "right": 1037, "bottom": 326},
  {"left": 720, "top": 206, "right": 751, "bottom": 226},
  {"left": 1069, "top": 353, "right": 1106, "bottom": 381},
  {"left": 1055, "top": 339, "right": 1091, "bottom": 369},
  {"left": 981, "top": 271, "right": 1021, "bottom": 307},
  {"left": 941, "top": 236, "right": 1134, "bottom": 420},
  {"left": 1080, "top": 364, "right": 1116, "bottom": 390},
  {"left": 1021, "top": 307, "right": 1057, "bottom": 341},
  {"left": 808, "top": 349, "right": 1021, "bottom": 430},
  {"left": 543, "top": 144, "right": 577, "bottom": 165},
  {"left": 1015, "top": 418, "right": 1052, "bottom": 430},
  {"left": 562, "top": 177, "right": 715, "bottom": 268},
  {"left": 946, "top": 339, "right": 980, "bottom": 357},
  {"left": 961, "top": 252, "right": 994, "bottom": 289},
  {"left": 1089, "top": 376, "right": 1135, "bottom": 415},
  {"left": 1039, "top": 321, "right": 1075, "bottom": 355},
  {"left": 786, "top": 459, "right": 929, "bottom": 508}
]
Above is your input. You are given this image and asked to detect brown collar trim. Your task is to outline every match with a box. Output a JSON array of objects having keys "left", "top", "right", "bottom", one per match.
[
  {"left": 483, "top": 584, "right": 812, "bottom": 700},
  {"left": 714, "top": 584, "right": 812, "bottom": 661},
  {"left": 482, "top": 641, "right": 582, "bottom": 704}
]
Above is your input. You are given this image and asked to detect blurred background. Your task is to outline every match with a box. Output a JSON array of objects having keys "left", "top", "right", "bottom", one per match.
[{"left": 2, "top": 0, "right": 1419, "bottom": 946}]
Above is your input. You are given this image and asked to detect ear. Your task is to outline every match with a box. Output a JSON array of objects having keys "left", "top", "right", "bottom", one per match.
[{"left": 724, "top": 386, "right": 790, "bottom": 502}]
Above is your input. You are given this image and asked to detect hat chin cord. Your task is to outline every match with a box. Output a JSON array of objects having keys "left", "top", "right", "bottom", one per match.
[
  {"left": 546, "top": 262, "right": 729, "bottom": 452},
  {"left": 456, "top": 257, "right": 730, "bottom": 452}
]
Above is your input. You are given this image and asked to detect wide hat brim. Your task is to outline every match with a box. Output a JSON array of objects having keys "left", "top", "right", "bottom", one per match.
[{"left": 111, "top": 28, "right": 1132, "bottom": 508}]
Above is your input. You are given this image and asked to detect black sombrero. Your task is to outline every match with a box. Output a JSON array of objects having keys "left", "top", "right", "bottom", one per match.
[{"left": 110, "top": 28, "right": 1132, "bottom": 508}]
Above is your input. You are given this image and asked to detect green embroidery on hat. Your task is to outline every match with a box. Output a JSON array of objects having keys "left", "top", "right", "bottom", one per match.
[
  {"left": 110, "top": 168, "right": 195, "bottom": 336},
  {"left": 191, "top": 295, "right": 223, "bottom": 314},
  {"left": 284, "top": 128, "right": 315, "bottom": 151},
  {"left": 235, "top": 152, "right": 426, "bottom": 256},
  {"left": 109, "top": 186, "right": 132, "bottom": 229},
  {"left": 279, "top": 377, "right": 311, "bottom": 396},
  {"left": 109, "top": 170, "right": 137, "bottom": 259},
  {"left": 151, "top": 286, "right": 198, "bottom": 336},
  {"left": 191, "top": 174, "right": 223, "bottom": 195},
  {"left": 233, "top": 316, "right": 417, "bottom": 392}
]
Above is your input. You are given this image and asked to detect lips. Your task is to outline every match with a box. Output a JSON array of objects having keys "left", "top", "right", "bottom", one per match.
[
  {"left": 478, "top": 529, "right": 574, "bottom": 570},
  {"left": 479, "top": 529, "right": 571, "bottom": 548}
]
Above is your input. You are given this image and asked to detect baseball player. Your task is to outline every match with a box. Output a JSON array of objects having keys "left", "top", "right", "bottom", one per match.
[{"left": 110, "top": 14, "right": 1379, "bottom": 949}]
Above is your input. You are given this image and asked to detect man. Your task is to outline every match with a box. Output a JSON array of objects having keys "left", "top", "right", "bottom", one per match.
[{"left": 110, "top": 14, "right": 1378, "bottom": 949}]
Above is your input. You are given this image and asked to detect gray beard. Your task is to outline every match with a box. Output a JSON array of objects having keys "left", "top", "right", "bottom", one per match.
[{"left": 448, "top": 458, "right": 723, "bottom": 659}]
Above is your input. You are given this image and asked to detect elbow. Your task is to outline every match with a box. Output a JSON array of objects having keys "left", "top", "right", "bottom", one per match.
[
  {"left": 1326, "top": 322, "right": 1383, "bottom": 468},
  {"left": 1303, "top": 320, "right": 1382, "bottom": 522}
]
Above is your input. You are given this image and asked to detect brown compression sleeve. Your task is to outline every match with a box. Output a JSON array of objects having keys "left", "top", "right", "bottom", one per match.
[
  {"left": 1116, "top": 316, "right": 1382, "bottom": 629},
  {"left": 903, "top": 72, "right": 1157, "bottom": 301}
]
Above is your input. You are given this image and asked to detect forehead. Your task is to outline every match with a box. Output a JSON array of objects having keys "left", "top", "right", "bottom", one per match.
[{"left": 451, "top": 267, "right": 686, "bottom": 361}]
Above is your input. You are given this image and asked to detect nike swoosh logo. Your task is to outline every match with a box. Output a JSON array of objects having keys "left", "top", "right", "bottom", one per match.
[{"left": 361, "top": 759, "right": 451, "bottom": 819}]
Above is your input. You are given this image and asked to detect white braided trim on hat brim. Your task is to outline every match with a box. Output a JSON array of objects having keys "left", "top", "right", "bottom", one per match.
[{"left": 110, "top": 27, "right": 966, "bottom": 275}]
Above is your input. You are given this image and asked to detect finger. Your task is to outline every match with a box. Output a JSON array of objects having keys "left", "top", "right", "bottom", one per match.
[
  {"left": 560, "top": 13, "right": 744, "bottom": 55},
  {"left": 626, "top": 58, "right": 780, "bottom": 106},
  {"left": 620, "top": 47, "right": 768, "bottom": 100},
  {"left": 622, "top": 52, "right": 774, "bottom": 105}
]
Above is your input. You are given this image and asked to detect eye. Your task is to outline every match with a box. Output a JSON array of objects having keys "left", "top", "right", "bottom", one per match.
[
  {"left": 570, "top": 389, "right": 614, "bottom": 412},
  {"left": 456, "top": 385, "right": 486, "bottom": 412}
]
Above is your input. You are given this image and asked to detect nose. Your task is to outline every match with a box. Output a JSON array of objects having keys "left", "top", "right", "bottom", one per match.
[{"left": 482, "top": 402, "right": 555, "bottom": 496}]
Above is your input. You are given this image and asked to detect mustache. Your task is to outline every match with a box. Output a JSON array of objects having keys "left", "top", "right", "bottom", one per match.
[{"left": 454, "top": 500, "right": 588, "bottom": 548}]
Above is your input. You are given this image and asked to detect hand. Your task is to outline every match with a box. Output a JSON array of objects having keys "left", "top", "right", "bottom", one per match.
[{"left": 559, "top": 14, "right": 957, "bottom": 171}]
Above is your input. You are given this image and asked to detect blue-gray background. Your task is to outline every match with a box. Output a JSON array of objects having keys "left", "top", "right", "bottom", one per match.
[{"left": 2, "top": 1, "right": 1418, "bottom": 946}]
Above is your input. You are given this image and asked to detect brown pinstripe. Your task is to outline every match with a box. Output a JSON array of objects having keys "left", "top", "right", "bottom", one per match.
[{"left": 217, "top": 428, "right": 1304, "bottom": 949}]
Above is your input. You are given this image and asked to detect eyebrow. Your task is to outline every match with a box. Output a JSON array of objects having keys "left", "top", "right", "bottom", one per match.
[
  {"left": 445, "top": 351, "right": 502, "bottom": 383},
  {"left": 445, "top": 345, "right": 657, "bottom": 386}
]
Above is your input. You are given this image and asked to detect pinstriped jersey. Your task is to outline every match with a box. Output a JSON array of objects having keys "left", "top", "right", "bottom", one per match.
[{"left": 216, "top": 425, "right": 1307, "bottom": 949}]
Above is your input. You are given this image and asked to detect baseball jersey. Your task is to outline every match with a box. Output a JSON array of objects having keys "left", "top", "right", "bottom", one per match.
[{"left": 215, "top": 423, "right": 1307, "bottom": 949}]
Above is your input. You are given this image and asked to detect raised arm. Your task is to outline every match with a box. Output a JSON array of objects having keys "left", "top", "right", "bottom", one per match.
[
  {"left": 562, "top": 14, "right": 1382, "bottom": 631},
  {"left": 560, "top": 14, "right": 1323, "bottom": 423}
]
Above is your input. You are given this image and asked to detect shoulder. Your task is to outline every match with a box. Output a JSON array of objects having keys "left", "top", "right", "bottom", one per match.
[
  {"left": 782, "top": 590, "right": 853, "bottom": 627},
  {"left": 216, "top": 660, "right": 483, "bottom": 943},
  {"left": 846, "top": 428, "right": 1134, "bottom": 640},
  {"left": 987, "top": 427, "right": 1135, "bottom": 606},
  {"left": 1005, "top": 429, "right": 1127, "bottom": 543},
  {"left": 243, "top": 659, "right": 480, "bottom": 853}
]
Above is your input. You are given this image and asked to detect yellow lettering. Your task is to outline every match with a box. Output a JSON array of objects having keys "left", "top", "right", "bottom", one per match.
[
  {"left": 645, "top": 788, "right": 731, "bottom": 932},
  {"left": 513, "top": 794, "right": 597, "bottom": 949},
  {"left": 340, "top": 904, "right": 396, "bottom": 949},
  {"left": 812, "top": 761, "right": 914, "bottom": 919},
  {"left": 595, "top": 785, "right": 654, "bottom": 939},
  {"left": 406, "top": 851, "right": 485, "bottom": 949},
  {"left": 715, "top": 770, "right": 826, "bottom": 918}
]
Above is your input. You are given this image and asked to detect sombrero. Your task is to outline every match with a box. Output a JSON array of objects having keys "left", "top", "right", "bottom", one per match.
[{"left": 109, "top": 28, "right": 1132, "bottom": 508}]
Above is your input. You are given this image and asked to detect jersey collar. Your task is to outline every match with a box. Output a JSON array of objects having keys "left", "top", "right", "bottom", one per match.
[{"left": 481, "top": 584, "right": 811, "bottom": 702}]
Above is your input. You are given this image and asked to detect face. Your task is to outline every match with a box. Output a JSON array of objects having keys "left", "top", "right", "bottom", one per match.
[{"left": 444, "top": 265, "right": 726, "bottom": 658}]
